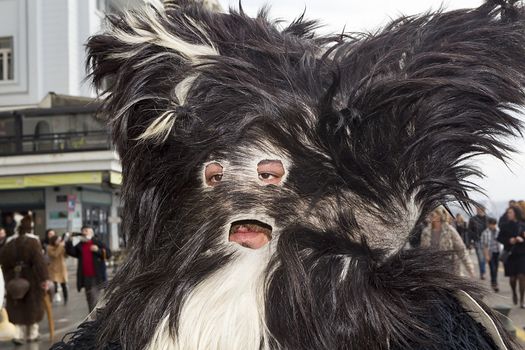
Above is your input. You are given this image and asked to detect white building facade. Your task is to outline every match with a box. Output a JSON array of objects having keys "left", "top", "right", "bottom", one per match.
[{"left": 0, "top": 0, "right": 143, "bottom": 250}]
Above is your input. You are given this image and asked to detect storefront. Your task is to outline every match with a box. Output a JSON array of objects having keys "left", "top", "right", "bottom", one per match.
[{"left": 0, "top": 171, "right": 122, "bottom": 250}]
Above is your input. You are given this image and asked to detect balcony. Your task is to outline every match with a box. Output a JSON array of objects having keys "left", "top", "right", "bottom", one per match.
[{"left": 0, "top": 103, "right": 111, "bottom": 156}]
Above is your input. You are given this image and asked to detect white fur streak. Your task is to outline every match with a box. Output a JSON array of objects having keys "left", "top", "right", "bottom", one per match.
[
  {"left": 146, "top": 250, "right": 270, "bottom": 350},
  {"left": 112, "top": 5, "right": 218, "bottom": 63},
  {"left": 175, "top": 75, "right": 198, "bottom": 105},
  {"left": 138, "top": 110, "right": 177, "bottom": 142},
  {"left": 136, "top": 75, "right": 196, "bottom": 141},
  {"left": 112, "top": 6, "right": 218, "bottom": 143}
]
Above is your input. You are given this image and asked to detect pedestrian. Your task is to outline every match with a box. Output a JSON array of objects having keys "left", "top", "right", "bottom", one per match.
[
  {"left": 3, "top": 215, "right": 16, "bottom": 238},
  {"left": 455, "top": 214, "right": 470, "bottom": 248},
  {"left": 65, "top": 226, "right": 111, "bottom": 312},
  {"left": 0, "top": 227, "right": 7, "bottom": 250},
  {"left": 0, "top": 215, "right": 48, "bottom": 344},
  {"left": 497, "top": 206, "right": 525, "bottom": 307},
  {"left": 499, "top": 200, "right": 521, "bottom": 229},
  {"left": 420, "top": 207, "right": 475, "bottom": 278},
  {"left": 467, "top": 205, "right": 488, "bottom": 280},
  {"left": 518, "top": 200, "right": 525, "bottom": 219},
  {"left": 47, "top": 235, "right": 68, "bottom": 304},
  {"left": 42, "top": 229, "right": 56, "bottom": 254},
  {"left": 481, "top": 217, "right": 500, "bottom": 292}
]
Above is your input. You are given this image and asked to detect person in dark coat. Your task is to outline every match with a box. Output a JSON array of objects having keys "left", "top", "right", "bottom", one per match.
[
  {"left": 497, "top": 207, "right": 525, "bottom": 307},
  {"left": 65, "top": 226, "right": 110, "bottom": 312},
  {"left": 468, "top": 205, "right": 488, "bottom": 280},
  {"left": 0, "top": 227, "right": 7, "bottom": 250},
  {"left": 498, "top": 200, "right": 521, "bottom": 230},
  {"left": 0, "top": 215, "right": 48, "bottom": 344},
  {"left": 455, "top": 214, "right": 470, "bottom": 248}
]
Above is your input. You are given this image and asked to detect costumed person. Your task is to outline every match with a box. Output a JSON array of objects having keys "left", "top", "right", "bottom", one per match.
[
  {"left": 65, "top": 226, "right": 110, "bottom": 312},
  {"left": 53, "top": 0, "right": 525, "bottom": 349},
  {"left": 420, "top": 207, "right": 475, "bottom": 278},
  {"left": 0, "top": 215, "right": 48, "bottom": 345},
  {"left": 47, "top": 235, "right": 69, "bottom": 305}
]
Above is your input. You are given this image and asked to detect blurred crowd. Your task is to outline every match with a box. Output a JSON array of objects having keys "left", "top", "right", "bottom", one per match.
[
  {"left": 411, "top": 200, "right": 525, "bottom": 308},
  {"left": 0, "top": 214, "right": 110, "bottom": 345}
]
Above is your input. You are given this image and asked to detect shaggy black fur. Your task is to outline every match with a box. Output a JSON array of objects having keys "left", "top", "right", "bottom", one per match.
[{"left": 53, "top": 0, "right": 525, "bottom": 349}]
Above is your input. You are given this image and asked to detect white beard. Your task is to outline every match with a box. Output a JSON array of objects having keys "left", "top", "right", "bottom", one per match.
[{"left": 146, "top": 247, "right": 272, "bottom": 350}]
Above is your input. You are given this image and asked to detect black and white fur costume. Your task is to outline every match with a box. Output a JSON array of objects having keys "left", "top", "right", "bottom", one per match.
[{"left": 52, "top": 0, "right": 525, "bottom": 349}]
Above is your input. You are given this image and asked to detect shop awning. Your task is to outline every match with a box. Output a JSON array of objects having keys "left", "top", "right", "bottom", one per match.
[{"left": 0, "top": 171, "right": 122, "bottom": 190}]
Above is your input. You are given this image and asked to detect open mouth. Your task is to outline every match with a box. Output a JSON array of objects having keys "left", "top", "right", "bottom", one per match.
[{"left": 228, "top": 219, "right": 273, "bottom": 249}]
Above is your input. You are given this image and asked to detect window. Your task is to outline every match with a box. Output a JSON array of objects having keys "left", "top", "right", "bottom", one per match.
[{"left": 0, "top": 37, "right": 13, "bottom": 81}]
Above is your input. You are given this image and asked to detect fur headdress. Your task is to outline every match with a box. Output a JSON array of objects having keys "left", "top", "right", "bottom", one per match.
[{"left": 53, "top": 1, "right": 525, "bottom": 349}]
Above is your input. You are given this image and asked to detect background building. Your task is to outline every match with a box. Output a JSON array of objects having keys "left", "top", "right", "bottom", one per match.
[{"left": 0, "top": 0, "right": 146, "bottom": 250}]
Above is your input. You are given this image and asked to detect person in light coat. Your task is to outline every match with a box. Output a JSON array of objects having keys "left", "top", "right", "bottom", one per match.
[
  {"left": 421, "top": 207, "right": 475, "bottom": 278},
  {"left": 47, "top": 235, "right": 68, "bottom": 304}
]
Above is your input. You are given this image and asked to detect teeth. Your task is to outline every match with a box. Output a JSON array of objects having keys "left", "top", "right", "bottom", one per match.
[{"left": 229, "top": 219, "right": 273, "bottom": 237}]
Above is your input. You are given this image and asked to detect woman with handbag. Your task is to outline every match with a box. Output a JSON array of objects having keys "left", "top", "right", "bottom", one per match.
[
  {"left": 0, "top": 215, "right": 48, "bottom": 345},
  {"left": 497, "top": 207, "right": 525, "bottom": 307}
]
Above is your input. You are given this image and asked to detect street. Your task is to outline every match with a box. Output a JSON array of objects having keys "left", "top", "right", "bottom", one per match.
[{"left": 1, "top": 250, "right": 525, "bottom": 349}]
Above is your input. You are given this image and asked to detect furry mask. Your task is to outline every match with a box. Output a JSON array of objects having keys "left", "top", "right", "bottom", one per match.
[{"left": 55, "top": 1, "right": 525, "bottom": 349}]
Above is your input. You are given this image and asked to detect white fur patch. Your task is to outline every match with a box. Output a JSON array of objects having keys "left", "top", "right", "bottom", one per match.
[
  {"left": 112, "top": 5, "right": 218, "bottom": 63},
  {"left": 138, "top": 110, "right": 177, "bottom": 142},
  {"left": 146, "top": 248, "right": 272, "bottom": 350}
]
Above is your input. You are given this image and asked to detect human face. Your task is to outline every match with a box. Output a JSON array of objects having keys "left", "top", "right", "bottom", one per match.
[
  {"left": 82, "top": 228, "right": 94, "bottom": 239},
  {"left": 431, "top": 211, "right": 441, "bottom": 224},
  {"left": 204, "top": 158, "right": 285, "bottom": 249},
  {"left": 0, "top": 229, "right": 5, "bottom": 239},
  {"left": 507, "top": 208, "right": 516, "bottom": 222},
  {"left": 476, "top": 206, "right": 485, "bottom": 216},
  {"left": 47, "top": 230, "right": 56, "bottom": 239}
]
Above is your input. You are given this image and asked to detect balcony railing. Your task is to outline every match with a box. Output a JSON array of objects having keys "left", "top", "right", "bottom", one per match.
[
  {"left": 0, "top": 104, "right": 111, "bottom": 157},
  {"left": 0, "top": 130, "right": 111, "bottom": 156}
]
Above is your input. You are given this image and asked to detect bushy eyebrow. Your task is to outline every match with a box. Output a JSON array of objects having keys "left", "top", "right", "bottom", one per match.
[{"left": 257, "top": 159, "right": 282, "bottom": 166}]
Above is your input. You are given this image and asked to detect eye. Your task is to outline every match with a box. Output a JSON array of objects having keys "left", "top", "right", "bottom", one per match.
[
  {"left": 204, "top": 162, "right": 223, "bottom": 187},
  {"left": 258, "top": 173, "right": 276, "bottom": 180},
  {"left": 257, "top": 160, "right": 285, "bottom": 185}
]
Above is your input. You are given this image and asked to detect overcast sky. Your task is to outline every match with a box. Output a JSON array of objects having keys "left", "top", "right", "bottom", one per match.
[{"left": 217, "top": 0, "right": 525, "bottom": 205}]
